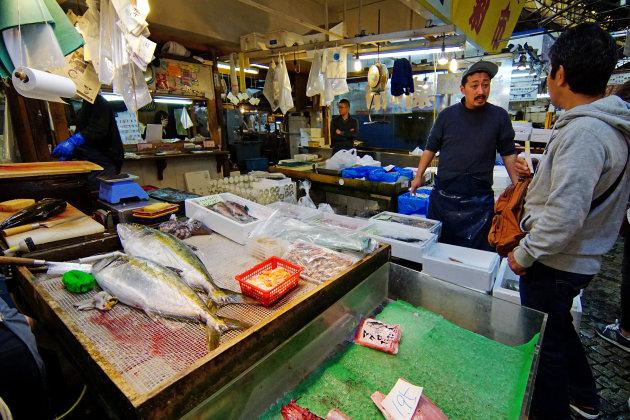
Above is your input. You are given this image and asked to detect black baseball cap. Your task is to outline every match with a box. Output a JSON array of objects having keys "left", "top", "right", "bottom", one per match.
[{"left": 461, "top": 61, "right": 498, "bottom": 82}]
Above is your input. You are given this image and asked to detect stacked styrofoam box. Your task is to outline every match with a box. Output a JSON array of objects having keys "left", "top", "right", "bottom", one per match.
[
  {"left": 361, "top": 219, "right": 438, "bottom": 263},
  {"left": 266, "top": 30, "right": 303, "bottom": 49},
  {"left": 303, "top": 22, "right": 344, "bottom": 44},
  {"left": 421, "top": 243, "right": 500, "bottom": 294},
  {"left": 185, "top": 193, "right": 273, "bottom": 245},
  {"left": 493, "top": 165, "right": 512, "bottom": 200},
  {"left": 512, "top": 121, "right": 533, "bottom": 141},
  {"left": 300, "top": 128, "right": 323, "bottom": 147},
  {"left": 493, "top": 259, "right": 582, "bottom": 331},
  {"left": 530, "top": 128, "right": 553, "bottom": 143},
  {"left": 240, "top": 32, "right": 268, "bottom": 51},
  {"left": 294, "top": 154, "right": 318, "bottom": 162}
]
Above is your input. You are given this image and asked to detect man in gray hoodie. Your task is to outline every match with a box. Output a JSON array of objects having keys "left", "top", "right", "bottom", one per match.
[{"left": 508, "top": 23, "right": 630, "bottom": 419}]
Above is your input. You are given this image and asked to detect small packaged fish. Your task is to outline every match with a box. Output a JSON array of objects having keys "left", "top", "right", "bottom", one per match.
[
  {"left": 281, "top": 241, "right": 359, "bottom": 283},
  {"left": 354, "top": 318, "right": 402, "bottom": 355}
]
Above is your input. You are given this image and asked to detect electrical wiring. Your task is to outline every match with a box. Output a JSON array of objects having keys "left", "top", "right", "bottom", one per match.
[{"left": 53, "top": 385, "right": 86, "bottom": 420}]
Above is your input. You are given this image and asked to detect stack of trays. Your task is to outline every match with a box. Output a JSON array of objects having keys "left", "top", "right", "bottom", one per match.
[{"left": 132, "top": 202, "right": 178, "bottom": 224}]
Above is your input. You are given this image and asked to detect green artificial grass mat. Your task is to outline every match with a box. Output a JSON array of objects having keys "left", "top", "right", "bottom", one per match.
[{"left": 260, "top": 300, "right": 538, "bottom": 420}]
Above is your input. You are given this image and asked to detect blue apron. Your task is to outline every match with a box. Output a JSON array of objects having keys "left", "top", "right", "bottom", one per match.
[{"left": 427, "top": 174, "right": 495, "bottom": 251}]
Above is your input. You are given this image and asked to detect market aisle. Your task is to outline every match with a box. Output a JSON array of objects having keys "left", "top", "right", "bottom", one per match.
[{"left": 579, "top": 238, "right": 630, "bottom": 419}]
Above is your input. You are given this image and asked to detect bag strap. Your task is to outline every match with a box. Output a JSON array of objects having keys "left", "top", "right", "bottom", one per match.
[{"left": 590, "top": 144, "right": 629, "bottom": 211}]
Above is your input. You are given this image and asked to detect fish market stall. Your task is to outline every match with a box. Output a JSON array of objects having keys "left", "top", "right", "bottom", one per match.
[
  {"left": 12, "top": 228, "right": 389, "bottom": 418},
  {"left": 185, "top": 263, "right": 546, "bottom": 419}
]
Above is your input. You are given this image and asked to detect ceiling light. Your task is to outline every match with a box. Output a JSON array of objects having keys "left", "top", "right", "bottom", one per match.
[
  {"left": 536, "top": 93, "right": 550, "bottom": 99},
  {"left": 359, "top": 46, "right": 461, "bottom": 60},
  {"left": 511, "top": 72, "right": 536, "bottom": 78},
  {"left": 102, "top": 93, "right": 124, "bottom": 101},
  {"left": 449, "top": 56, "right": 458, "bottom": 72},
  {"left": 421, "top": 77, "right": 429, "bottom": 90},
  {"left": 437, "top": 39, "right": 449, "bottom": 65},
  {"left": 217, "top": 62, "right": 258, "bottom": 74},
  {"left": 517, "top": 54, "right": 527, "bottom": 71},
  {"left": 154, "top": 97, "right": 193, "bottom": 105}
]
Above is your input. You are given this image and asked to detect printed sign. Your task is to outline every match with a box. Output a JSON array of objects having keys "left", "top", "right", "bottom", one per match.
[{"left": 48, "top": 47, "right": 100, "bottom": 104}]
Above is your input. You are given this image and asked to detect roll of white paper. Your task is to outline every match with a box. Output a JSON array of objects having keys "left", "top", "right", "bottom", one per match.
[{"left": 12, "top": 66, "right": 76, "bottom": 103}]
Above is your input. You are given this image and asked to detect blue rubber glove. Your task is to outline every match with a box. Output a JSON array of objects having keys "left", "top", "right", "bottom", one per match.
[{"left": 52, "top": 132, "right": 85, "bottom": 159}]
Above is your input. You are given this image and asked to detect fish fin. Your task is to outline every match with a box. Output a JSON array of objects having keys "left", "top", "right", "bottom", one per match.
[
  {"left": 206, "top": 323, "right": 221, "bottom": 351},
  {"left": 204, "top": 298, "right": 219, "bottom": 313},
  {"left": 165, "top": 266, "right": 184, "bottom": 275},
  {"left": 185, "top": 244, "right": 199, "bottom": 252},
  {"left": 218, "top": 316, "right": 251, "bottom": 331},
  {"left": 217, "top": 289, "right": 261, "bottom": 306}
]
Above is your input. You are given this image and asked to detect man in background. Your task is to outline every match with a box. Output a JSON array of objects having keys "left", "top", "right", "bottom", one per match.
[
  {"left": 53, "top": 94, "right": 124, "bottom": 190},
  {"left": 508, "top": 23, "right": 630, "bottom": 419},
  {"left": 330, "top": 99, "right": 358, "bottom": 152}
]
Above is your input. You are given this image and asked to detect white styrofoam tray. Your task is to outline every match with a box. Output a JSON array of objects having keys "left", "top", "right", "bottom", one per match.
[
  {"left": 370, "top": 211, "right": 442, "bottom": 236},
  {"left": 360, "top": 219, "right": 438, "bottom": 263},
  {"left": 493, "top": 259, "right": 582, "bottom": 331},
  {"left": 421, "top": 242, "right": 500, "bottom": 293},
  {"left": 306, "top": 212, "right": 370, "bottom": 231},
  {"left": 185, "top": 193, "right": 274, "bottom": 245}
]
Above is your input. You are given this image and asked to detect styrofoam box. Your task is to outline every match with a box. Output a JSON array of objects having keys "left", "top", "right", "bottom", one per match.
[
  {"left": 306, "top": 212, "right": 370, "bottom": 231},
  {"left": 266, "top": 30, "right": 303, "bottom": 49},
  {"left": 493, "top": 259, "right": 582, "bottom": 331},
  {"left": 361, "top": 220, "right": 438, "bottom": 263},
  {"left": 530, "top": 128, "right": 553, "bottom": 143},
  {"left": 370, "top": 211, "right": 442, "bottom": 236},
  {"left": 300, "top": 128, "right": 322, "bottom": 138},
  {"left": 493, "top": 166, "right": 511, "bottom": 190},
  {"left": 185, "top": 193, "right": 274, "bottom": 245},
  {"left": 421, "top": 243, "right": 500, "bottom": 293},
  {"left": 240, "top": 32, "right": 268, "bottom": 51},
  {"left": 294, "top": 154, "right": 318, "bottom": 162}
]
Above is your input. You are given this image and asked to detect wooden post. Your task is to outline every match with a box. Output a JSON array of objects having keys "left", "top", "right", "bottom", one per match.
[{"left": 48, "top": 102, "right": 70, "bottom": 146}]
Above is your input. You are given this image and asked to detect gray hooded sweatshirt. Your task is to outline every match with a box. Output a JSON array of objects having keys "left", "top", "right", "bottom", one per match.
[{"left": 513, "top": 95, "right": 630, "bottom": 275}]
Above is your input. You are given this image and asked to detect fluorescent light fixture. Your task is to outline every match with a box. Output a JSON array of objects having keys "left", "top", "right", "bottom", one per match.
[
  {"left": 217, "top": 62, "right": 259, "bottom": 74},
  {"left": 537, "top": 93, "right": 550, "bottom": 99},
  {"left": 102, "top": 93, "right": 124, "bottom": 101},
  {"left": 359, "top": 46, "right": 461, "bottom": 60},
  {"left": 511, "top": 73, "right": 536, "bottom": 78},
  {"left": 250, "top": 63, "right": 269, "bottom": 69},
  {"left": 154, "top": 97, "right": 193, "bottom": 105}
]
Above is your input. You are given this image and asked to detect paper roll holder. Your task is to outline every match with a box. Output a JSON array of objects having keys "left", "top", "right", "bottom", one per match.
[{"left": 13, "top": 72, "right": 28, "bottom": 83}]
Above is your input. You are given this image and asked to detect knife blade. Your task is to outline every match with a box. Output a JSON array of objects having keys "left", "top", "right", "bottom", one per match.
[{"left": 1, "top": 215, "right": 87, "bottom": 237}]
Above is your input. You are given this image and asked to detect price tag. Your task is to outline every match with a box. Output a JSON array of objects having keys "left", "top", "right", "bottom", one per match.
[
  {"left": 381, "top": 378, "right": 423, "bottom": 420},
  {"left": 195, "top": 194, "right": 224, "bottom": 207}
]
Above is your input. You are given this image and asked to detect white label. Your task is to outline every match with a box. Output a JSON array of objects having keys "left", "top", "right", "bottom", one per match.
[
  {"left": 195, "top": 195, "right": 224, "bottom": 207},
  {"left": 382, "top": 378, "right": 423, "bottom": 420}
]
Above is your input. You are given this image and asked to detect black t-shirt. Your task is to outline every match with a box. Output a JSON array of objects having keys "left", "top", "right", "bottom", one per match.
[
  {"left": 426, "top": 98, "right": 515, "bottom": 189},
  {"left": 330, "top": 115, "right": 359, "bottom": 151}
]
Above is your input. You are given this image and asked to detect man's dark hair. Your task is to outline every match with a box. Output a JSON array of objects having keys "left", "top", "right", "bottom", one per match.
[
  {"left": 548, "top": 22, "right": 617, "bottom": 95},
  {"left": 154, "top": 110, "right": 169, "bottom": 124},
  {"left": 339, "top": 99, "right": 350, "bottom": 107},
  {"left": 461, "top": 71, "right": 491, "bottom": 87}
]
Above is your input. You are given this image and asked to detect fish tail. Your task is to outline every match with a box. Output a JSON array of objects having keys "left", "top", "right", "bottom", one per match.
[
  {"left": 217, "top": 289, "right": 261, "bottom": 306},
  {"left": 218, "top": 316, "right": 251, "bottom": 331},
  {"left": 205, "top": 322, "right": 221, "bottom": 350}
]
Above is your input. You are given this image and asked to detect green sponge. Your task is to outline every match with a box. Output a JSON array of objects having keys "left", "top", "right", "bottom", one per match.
[{"left": 62, "top": 270, "right": 95, "bottom": 293}]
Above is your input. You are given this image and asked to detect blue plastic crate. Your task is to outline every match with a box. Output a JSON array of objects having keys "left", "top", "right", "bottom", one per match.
[
  {"left": 245, "top": 157, "right": 269, "bottom": 172},
  {"left": 398, "top": 191, "right": 431, "bottom": 216}
]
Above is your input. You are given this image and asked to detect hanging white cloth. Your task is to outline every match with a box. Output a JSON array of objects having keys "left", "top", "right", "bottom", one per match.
[{"left": 276, "top": 57, "right": 294, "bottom": 115}]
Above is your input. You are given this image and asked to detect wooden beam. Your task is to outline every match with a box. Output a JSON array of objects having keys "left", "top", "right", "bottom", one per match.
[{"left": 48, "top": 102, "right": 70, "bottom": 147}]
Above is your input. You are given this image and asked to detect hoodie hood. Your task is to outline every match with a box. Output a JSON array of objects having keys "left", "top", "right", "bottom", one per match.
[{"left": 555, "top": 95, "right": 630, "bottom": 142}]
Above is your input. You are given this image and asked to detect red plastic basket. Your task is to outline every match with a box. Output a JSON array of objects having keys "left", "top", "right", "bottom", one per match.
[{"left": 235, "top": 257, "right": 303, "bottom": 306}]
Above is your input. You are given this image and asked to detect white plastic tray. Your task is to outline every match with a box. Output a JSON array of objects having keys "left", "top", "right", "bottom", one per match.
[
  {"left": 185, "top": 193, "right": 273, "bottom": 245},
  {"left": 421, "top": 243, "right": 500, "bottom": 293},
  {"left": 360, "top": 220, "right": 437, "bottom": 263},
  {"left": 370, "top": 211, "right": 442, "bottom": 236}
]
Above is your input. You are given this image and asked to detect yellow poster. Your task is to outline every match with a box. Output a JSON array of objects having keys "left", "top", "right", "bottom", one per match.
[{"left": 451, "top": 0, "right": 525, "bottom": 53}]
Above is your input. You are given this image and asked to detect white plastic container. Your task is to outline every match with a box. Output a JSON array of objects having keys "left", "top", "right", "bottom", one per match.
[
  {"left": 493, "top": 259, "right": 582, "bottom": 331},
  {"left": 370, "top": 211, "right": 442, "bottom": 236},
  {"left": 306, "top": 212, "right": 370, "bottom": 231},
  {"left": 185, "top": 193, "right": 273, "bottom": 245},
  {"left": 360, "top": 220, "right": 438, "bottom": 263},
  {"left": 421, "top": 243, "right": 500, "bottom": 293}
]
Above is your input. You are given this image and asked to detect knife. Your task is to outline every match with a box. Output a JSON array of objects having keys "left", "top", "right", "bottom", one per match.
[
  {"left": 1, "top": 215, "right": 87, "bottom": 237},
  {"left": 0, "top": 256, "right": 92, "bottom": 274}
]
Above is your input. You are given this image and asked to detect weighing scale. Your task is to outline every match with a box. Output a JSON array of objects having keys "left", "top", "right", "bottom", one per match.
[{"left": 98, "top": 174, "right": 149, "bottom": 204}]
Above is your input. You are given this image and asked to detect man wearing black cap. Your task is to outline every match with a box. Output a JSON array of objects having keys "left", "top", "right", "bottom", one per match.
[{"left": 410, "top": 61, "right": 526, "bottom": 250}]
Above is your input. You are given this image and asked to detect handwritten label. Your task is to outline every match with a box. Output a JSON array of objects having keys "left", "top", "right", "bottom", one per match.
[
  {"left": 382, "top": 378, "right": 423, "bottom": 420},
  {"left": 195, "top": 194, "right": 224, "bottom": 207}
]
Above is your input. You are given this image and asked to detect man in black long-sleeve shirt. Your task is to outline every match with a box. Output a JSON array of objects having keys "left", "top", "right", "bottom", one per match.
[{"left": 330, "top": 99, "right": 358, "bottom": 152}]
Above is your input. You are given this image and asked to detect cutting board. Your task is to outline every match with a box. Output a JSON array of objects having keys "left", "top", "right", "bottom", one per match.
[
  {"left": 0, "top": 203, "right": 105, "bottom": 247},
  {"left": 0, "top": 161, "right": 103, "bottom": 179}
]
